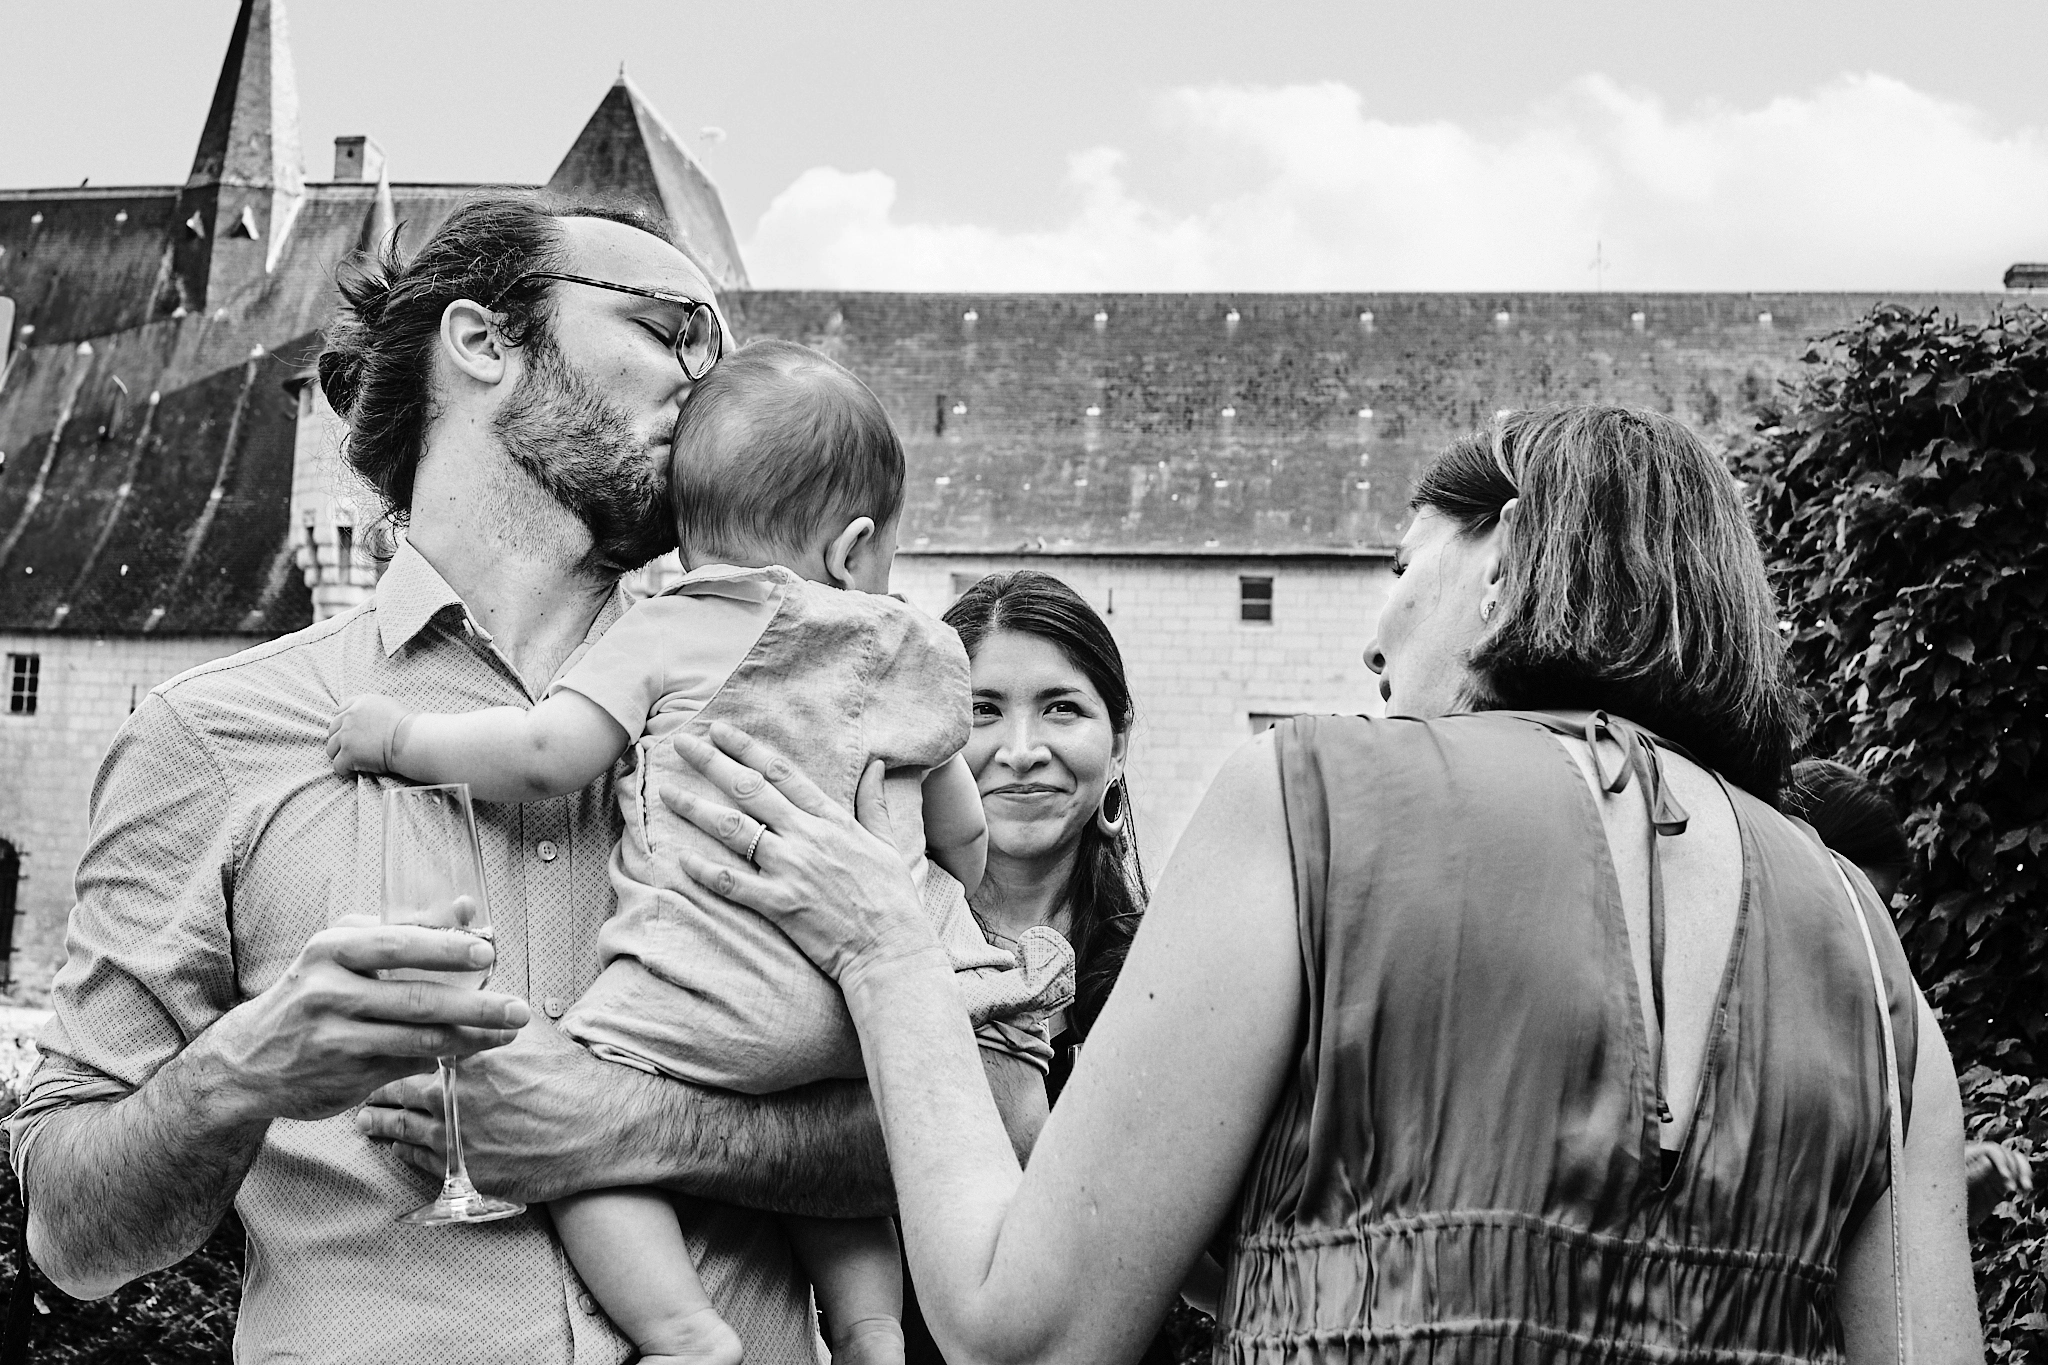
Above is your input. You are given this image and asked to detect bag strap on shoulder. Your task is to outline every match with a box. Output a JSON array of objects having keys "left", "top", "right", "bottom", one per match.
[{"left": 1828, "top": 852, "right": 1912, "bottom": 1365}]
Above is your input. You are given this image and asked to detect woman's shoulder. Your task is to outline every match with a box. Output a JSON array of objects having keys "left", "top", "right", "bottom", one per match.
[
  {"left": 1269, "top": 709, "right": 1543, "bottom": 759},
  {"left": 1268, "top": 711, "right": 1579, "bottom": 826}
]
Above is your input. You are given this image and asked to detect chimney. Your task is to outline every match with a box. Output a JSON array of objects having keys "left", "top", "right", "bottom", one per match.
[{"left": 333, "top": 135, "right": 386, "bottom": 182}]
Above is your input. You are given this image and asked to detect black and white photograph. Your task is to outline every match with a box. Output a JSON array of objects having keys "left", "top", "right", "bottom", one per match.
[{"left": 0, "top": 2, "right": 2041, "bottom": 1361}]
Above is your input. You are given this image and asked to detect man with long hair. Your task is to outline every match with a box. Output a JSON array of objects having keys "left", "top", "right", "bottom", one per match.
[{"left": 10, "top": 195, "right": 1035, "bottom": 1363}]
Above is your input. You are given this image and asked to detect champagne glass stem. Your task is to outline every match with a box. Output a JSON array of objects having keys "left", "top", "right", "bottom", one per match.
[{"left": 439, "top": 1057, "right": 476, "bottom": 1196}]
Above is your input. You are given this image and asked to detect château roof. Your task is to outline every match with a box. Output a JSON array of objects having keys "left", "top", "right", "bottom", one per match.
[
  {"left": 547, "top": 73, "right": 750, "bottom": 293},
  {"left": 0, "top": 182, "right": 482, "bottom": 635},
  {"left": 727, "top": 290, "right": 2005, "bottom": 558},
  {"left": 0, "top": 0, "right": 752, "bottom": 636},
  {"left": 0, "top": 1, "right": 2016, "bottom": 636}
]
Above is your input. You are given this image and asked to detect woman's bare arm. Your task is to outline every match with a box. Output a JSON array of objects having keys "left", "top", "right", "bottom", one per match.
[
  {"left": 666, "top": 726, "right": 1302, "bottom": 1365},
  {"left": 1840, "top": 993, "right": 1985, "bottom": 1365}
]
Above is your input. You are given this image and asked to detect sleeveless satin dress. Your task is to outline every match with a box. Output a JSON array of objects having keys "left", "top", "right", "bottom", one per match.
[{"left": 1219, "top": 712, "right": 1917, "bottom": 1364}]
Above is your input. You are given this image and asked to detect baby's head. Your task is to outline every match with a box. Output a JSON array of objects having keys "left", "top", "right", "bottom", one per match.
[{"left": 668, "top": 339, "right": 905, "bottom": 593}]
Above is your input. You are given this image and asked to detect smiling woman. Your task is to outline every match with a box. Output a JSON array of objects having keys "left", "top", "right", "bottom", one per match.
[
  {"left": 900, "top": 570, "right": 1220, "bottom": 1365},
  {"left": 942, "top": 570, "right": 1143, "bottom": 1097}
]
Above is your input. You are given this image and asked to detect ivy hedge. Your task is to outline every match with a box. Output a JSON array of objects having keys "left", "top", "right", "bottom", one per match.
[
  {"left": 1734, "top": 304, "right": 2048, "bottom": 1072},
  {"left": 1736, "top": 303, "right": 2048, "bottom": 1356}
]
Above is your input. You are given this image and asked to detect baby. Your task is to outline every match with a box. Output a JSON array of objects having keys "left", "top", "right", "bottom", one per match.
[{"left": 329, "top": 339, "right": 1073, "bottom": 1365}]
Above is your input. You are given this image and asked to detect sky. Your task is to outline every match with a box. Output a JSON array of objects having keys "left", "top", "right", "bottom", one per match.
[{"left": 5, "top": 0, "right": 2047, "bottom": 292}]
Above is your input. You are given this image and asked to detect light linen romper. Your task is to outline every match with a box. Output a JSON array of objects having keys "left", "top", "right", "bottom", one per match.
[{"left": 556, "top": 563, "right": 1072, "bottom": 1092}]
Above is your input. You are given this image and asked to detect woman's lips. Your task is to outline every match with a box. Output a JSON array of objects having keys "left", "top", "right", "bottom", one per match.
[{"left": 985, "top": 784, "right": 1065, "bottom": 799}]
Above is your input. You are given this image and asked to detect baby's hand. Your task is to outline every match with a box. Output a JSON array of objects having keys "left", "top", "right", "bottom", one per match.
[{"left": 326, "top": 695, "right": 414, "bottom": 776}]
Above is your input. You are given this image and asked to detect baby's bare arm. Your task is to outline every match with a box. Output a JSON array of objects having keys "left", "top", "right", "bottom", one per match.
[
  {"left": 330, "top": 690, "right": 629, "bottom": 802},
  {"left": 922, "top": 754, "right": 988, "bottom": 892}
]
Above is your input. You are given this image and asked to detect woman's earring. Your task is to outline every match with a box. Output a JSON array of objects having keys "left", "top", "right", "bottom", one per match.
[{"left": 1096, "top": 777, "right": 1127, "bottom": 837}]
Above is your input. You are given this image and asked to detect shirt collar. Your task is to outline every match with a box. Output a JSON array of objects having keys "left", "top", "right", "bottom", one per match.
[
  {"left": 375, "top": 539, "right": 631, "bottom": 659},
  {"left": 665, "top": 561, "right": 795, "bottom": 605},
  {"left": 375, "top": 540, "right": 469, "bottom": 657}
]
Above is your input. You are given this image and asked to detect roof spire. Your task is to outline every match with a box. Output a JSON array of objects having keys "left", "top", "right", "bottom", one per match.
[
  {"left": 166, "top": 0, "right": 306, "bottom": 313},
  {"left": 546, "top": 73, "right": 750, "bottom": 291},
  {"left": 185, "top": 0, "right": 303, "bottom": 198}
]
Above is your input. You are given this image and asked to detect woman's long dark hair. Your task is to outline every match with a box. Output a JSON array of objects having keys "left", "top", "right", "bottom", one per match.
[{"left": 944, "top": 571, "right": 1145, "bottom": 1037}]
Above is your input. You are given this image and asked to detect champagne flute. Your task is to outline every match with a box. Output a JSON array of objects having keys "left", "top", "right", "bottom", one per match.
[{"left": 381, "top": 782, "right": 525, "bottom": 1226}]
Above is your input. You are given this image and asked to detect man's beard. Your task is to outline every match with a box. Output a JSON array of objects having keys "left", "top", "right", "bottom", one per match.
[{"left": 491, "top": 334, "right": 677, "bottom": 573}]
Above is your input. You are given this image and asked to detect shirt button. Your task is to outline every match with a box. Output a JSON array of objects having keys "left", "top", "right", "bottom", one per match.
[
  {"left": 577, "top": 1293, "right": 599, "bottom": 1315},
  {"left": 543, "top": 997, "right": 565, "bottom": 1019},
  {"left": 536, "top": 840, "right": 558, "bottom": 862}
]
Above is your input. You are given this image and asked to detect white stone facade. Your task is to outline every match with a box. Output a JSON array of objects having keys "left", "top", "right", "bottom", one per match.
[
  {"left": 892, "top": 552, "right": 1394, "bottom": 864},
  {"left": 0, "top": 632, "right": 251, "bottom": 992},
  {"left": 0, "top": 555, "right": 1393, "bottom": 990}
]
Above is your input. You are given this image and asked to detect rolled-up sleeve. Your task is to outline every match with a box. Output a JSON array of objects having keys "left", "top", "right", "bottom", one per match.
[{"left": 6, "top": 693, "right": 241, "bottom": 1180}]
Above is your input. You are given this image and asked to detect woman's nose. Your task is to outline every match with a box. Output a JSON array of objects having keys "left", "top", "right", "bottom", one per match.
[
  {"left": 996, "top": 719, "right": 1051, "bottom": 769},
  {"left": 1365, "top": 639, "right": 1387, "bottom": 674}
]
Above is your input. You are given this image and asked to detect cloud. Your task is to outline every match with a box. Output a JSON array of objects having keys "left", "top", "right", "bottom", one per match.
[{"left": 741, "top": 74, "right": 2048, "bottom": 291}]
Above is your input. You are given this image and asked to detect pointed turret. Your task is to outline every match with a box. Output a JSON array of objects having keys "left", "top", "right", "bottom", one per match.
[
  {"left": 165, "top": 0, "right": 306, "bottom": 315},
  {"left": 546, "top": 72, "right": 750, "bottom": 292}
]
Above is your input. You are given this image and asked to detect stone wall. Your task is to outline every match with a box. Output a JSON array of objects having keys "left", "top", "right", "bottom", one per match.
[
  {"left": 0, "top": 631, "right": 250, "bottom": 991},
  {"left": 0, "top": 557, "right": 1387, "bottom": 982},
  {"left": 892, "top": 552, "right": 1393, "bottom": 865}
]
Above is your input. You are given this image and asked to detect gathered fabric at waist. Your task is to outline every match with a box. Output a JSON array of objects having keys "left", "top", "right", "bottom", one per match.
[{"left": 1221, "top": 1211, "right": 1839, "bottom": 1365}]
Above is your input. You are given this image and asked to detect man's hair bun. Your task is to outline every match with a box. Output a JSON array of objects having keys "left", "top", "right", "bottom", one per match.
[
  {"left": 316, "top": 249, "right": 400, "bottom": 418},
  {"left": 315, "top": 343, "right": 364, "bottom": 419}
]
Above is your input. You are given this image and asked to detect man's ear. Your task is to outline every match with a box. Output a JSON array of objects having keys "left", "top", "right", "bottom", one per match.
[
  {"left": 824, "top": 517, "right": 877, "bottom": 589},
  {"left": 441, "top": 299, "right": 509, "bottom": 387},
  {"left": 1483, "top": 496, "right": 1520, "bottom": 589}
]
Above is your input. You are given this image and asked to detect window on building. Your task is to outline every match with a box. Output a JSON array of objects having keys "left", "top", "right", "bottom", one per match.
[
  {"left": 1248, "top": 712, "right": 1299, "bottom": 733},
  {"left": 949, "top": 572, "right": 984, "bottom": 602},
  {"left": 6, "top": 653, "right": 38, "bottom": 715},
  {"left": 1239, "top": 575, "right": 1274, "bottom": 623}
]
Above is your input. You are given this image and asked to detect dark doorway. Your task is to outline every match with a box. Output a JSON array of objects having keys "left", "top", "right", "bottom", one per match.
[{"left": 0, "top": 839, "right": 18, "bottom": 990}]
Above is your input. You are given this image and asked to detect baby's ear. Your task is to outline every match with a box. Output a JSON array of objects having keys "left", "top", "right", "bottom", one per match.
[{"left": 824, "top": 517, "right": 877, "bottom": 589}]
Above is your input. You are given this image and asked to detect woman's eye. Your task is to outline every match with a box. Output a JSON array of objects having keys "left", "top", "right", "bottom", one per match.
[
  {"left": 971, "top": 702, "right": 1000, "bottom": 720},
  {"left": 1046, "top": 702, "right": 1080, "bottom": 717}
]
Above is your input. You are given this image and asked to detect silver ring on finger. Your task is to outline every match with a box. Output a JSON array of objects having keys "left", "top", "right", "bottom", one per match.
[{"left": 744, "top": 825, "right": 765, "bottom": 866}]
